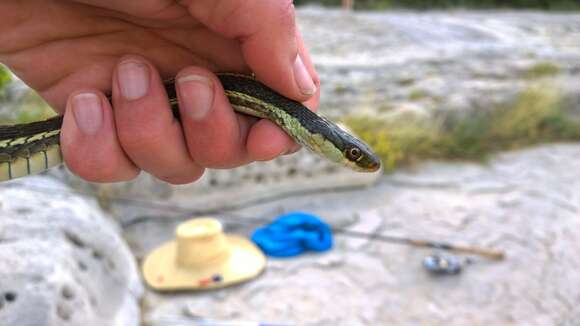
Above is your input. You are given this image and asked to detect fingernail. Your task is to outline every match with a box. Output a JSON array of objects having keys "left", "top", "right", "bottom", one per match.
[
  {"left": 178, "top": 74, "right": 214, "bottom": 121},
  {"left": 72, "top": 93, "right": 103, "bottom": 135},
  {"left": 118, "top": 60, "right": 150, "bottom": 100},
  {"left": 293, "top": 54, "right": 316, "bottom": 96}
]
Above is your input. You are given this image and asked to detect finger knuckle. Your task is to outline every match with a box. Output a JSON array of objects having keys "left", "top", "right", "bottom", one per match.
[
  {"left": 215, "top": 0, "right": 295, "bottom": 36},
  {"left": 272, "top": 0, "right": 296, "bottom": 26},
  {"left": 117, "top": 127, "right": 164, "bottom": 155},
  {"left": 220, "top": 0, "right": 251, "bottom": 20},
  {"left": 213, "top": 0, "right": 254, "bottom": 35}
]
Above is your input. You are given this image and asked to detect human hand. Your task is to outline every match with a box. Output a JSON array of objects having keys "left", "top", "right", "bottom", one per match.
[{"left": 0, "top": 0, "right": 319, "bottom": 184}]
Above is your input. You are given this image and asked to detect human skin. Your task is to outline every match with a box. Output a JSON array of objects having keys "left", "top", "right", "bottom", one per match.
[{"left": 0, "top": 0, "right": 320, "bottom": 184}]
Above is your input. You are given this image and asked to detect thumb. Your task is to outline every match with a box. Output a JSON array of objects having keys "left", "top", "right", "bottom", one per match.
[{"left": 183, "top": 0, "right": 317, "bottom": 102}]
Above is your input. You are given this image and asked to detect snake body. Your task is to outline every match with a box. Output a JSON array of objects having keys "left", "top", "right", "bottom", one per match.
[{"left": 0, "top": 74, "right": 380, "bottom": 181}]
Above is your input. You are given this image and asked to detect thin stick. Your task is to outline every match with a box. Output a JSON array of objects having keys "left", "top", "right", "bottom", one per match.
[{"left": 337, "top": 229, "right": 505, "bottom": 260}]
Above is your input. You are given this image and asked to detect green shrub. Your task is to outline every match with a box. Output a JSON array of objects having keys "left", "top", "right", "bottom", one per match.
[
  {"left": 524, "top": 62, "right": 561, "bottom": 80},
  {"left": 0, "top": 65, "right": 12, "bottom": 101},
  {"left": 13, "top": 91, "right": 56, "bottom": 123},
  {"left": 343, "top": 85, "right": 580, "bottom": 172},
  {"left": 408, "top": 89, "right": 429, "bottom": 101}
]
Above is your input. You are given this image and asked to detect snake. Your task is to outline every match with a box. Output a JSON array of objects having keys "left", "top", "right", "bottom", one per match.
[{"left": 0, "top": 73, "right": 381, "bottom": 181}]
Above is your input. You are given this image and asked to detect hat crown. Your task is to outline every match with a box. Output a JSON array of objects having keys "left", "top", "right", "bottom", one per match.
[{"left": 175, "top": 218, "right": 230, "bottom": 267}]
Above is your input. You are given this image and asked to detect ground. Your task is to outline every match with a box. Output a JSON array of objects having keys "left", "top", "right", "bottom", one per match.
[{"left": 130, "top": 144, "right": 580, "bottom": 326}]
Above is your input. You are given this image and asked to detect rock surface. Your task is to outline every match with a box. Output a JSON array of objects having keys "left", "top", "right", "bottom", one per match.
[
  {"left": 298, "top": 8, "right": 580, "bottom": 119},
  {"left": 138, "top": 144, "right": 580, "bottom": 326},
  {"left": 0, "top": 177, "right": 143, "bottom": 326},
  {"left": 5, "top": 9, "right": 580, "bottom": 124}
]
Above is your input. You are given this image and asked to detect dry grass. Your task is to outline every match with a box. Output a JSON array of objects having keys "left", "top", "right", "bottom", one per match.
[
  {"left": 344, "top": 86, "right": 580, "bottom": 171},
  {"left": 523, "top": 62, "right": 561, "bottom": 79}
]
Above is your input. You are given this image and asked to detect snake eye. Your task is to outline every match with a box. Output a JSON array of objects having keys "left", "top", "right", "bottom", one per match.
[{"left": 346, "top": 147, "right": 362, "bottom": 161}]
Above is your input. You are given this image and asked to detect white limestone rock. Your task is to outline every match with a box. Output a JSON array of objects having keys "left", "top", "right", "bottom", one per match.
[
  {"left": 140, "top": 144, "right": 580, "bottom": 326},
  {"left": 0, "top": 176, "right": 143, "bottom": 326}
]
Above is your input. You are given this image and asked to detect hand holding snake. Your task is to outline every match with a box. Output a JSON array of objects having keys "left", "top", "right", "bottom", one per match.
[
  {"left": 0, "top": 0, "right": 379, "bottom": 183},
  {"left": 0, "top": 0, "right": 321, "bottom": 183}
]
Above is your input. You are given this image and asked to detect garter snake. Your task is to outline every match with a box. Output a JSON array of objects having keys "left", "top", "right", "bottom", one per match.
[{"left": 0, "top": 73, "right": 381, "bottom": 181}]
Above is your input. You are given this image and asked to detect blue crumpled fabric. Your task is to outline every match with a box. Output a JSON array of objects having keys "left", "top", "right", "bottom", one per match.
[{"left": 251, "top": 212, "right": 333, "bottom": 257}]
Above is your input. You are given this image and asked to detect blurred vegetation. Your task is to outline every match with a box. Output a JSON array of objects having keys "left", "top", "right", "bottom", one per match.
[
  {"left": 408, "top": 89, "right": 429, "bottom": 101},
  {"left": 0, "top": 65, "right": 55, "bottom": 125},
  {"left": 7, "top": 91, "right": 56, "bottom": 124},
  {"left": 344, "top": 86, "right": 580, "bottom": 171},
  {"left": 523, "top": 62, "right": 561, "bottom": 79},
  {"left": 295, "top": 0, "right": 580, "bottom": 10},
  {"left": 0, "top": 65, "right": 13, "bottom": 101}
]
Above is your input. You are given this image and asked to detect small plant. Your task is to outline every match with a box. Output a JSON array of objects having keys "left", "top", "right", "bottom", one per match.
[
  {"left": 408, "top": 89, "right": 429, "bottom": 101},
  {"left": 0, "top": 65, "right": 12, "bottom": 101},
  {"left": 0, "top": 90, "right": 56, "bottom": 125},
  {"left": 343, "top": 113, "right": 438, "bottom": 171},
  {"left": 0, "top": 65, "right": 11, "bottom": 90},
  {"left": 334, "top": 84, "right": 349, "bottom": 95},
  {"left": 0, "top": 65, "right": 56, "bottom": 124},
  {"left": 523, "top": 62, "right": 561, "bottom": 79},
  {"left": 397, "top": 77, "right": 416, "bottom": 86},
  {"left": 15, "top": 91, "right": 56, "bottom": 123}
]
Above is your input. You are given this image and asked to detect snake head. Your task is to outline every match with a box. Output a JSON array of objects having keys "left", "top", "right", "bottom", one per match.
[
  {"left": 342, "top": 138, "right": 382, "bottom": 172},
  {"left": 310, "top": 119, "right": 382, "bottom": 173}
]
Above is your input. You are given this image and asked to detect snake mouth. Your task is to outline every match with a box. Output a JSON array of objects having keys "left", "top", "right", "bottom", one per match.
[
  {"left": 352, "top": 158, "right": 381, "bottom": 172},
  {"left": 368, "top": 160, "right": 381, "bottom": 172}
]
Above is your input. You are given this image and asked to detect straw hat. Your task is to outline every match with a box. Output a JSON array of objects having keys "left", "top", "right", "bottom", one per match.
[{"left": 142, "top": 217, "right": 266, "bottom": 291}]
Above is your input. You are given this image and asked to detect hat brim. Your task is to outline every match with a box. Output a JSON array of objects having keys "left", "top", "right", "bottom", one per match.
[{"left": 142, "top": 235, "right": 266, "bottom": 291}]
